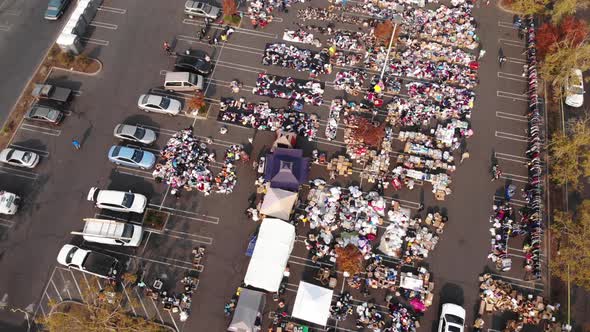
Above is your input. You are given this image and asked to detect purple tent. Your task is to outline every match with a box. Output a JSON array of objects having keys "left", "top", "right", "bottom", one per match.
[{"left": 264, "top": 148, "right": 310, "bottom": 192}]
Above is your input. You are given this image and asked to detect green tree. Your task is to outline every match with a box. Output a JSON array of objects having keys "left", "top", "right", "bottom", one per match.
[
  {"left": 550, "top": 0, "right": 590, "bottom": 23},
  {"left": 539, "top": 39, "right": 590, "bottom": 100},
  {"left": 37, "top": 277, "right": 167, "bottom": 332},
  {"left": 510, "top": 0, "right": 550, "bottom": 15},
  {"left": 549, "top": 118, "right": 590, "bottom": 190},
  {"left": 550, "top": 200, "right": 590, "bottom": 290}
]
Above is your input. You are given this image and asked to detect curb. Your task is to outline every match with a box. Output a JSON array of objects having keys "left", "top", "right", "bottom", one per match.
[
  {"left": 497, "top": 0, "right": 523, "bottom": 14},
  {"left": 52, "top": 58, "right": 103, "bottom": 76}
]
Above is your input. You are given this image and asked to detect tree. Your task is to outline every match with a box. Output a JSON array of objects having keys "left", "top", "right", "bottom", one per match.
[
  {"left": 187, "top": 91, "right": 206, "bottom": 115},
  {"left": 509, "top": 0, "right": 550, "bottom": 15},
  {"left": 536, "top": 17, "right": 588, "bottom": 58},
  {"left": 539, "top": 39, "right": 590, "bottom": 99},
  {"left": 222, "top": 0, "right": 238, "bottom": 17},
  {"left": 550, "top": 200, "right": 590, "bottom": 290},
  {"left": 37, "top": 277, "right": 166, "bottom": 332},
  {"left": 374, "top": 20, "right": 394, "bottom": 43},
  {"left": 550, "top": 0, "right": 590, "bottom": 23},
  {"left": 349, "top": 117, "right": 386, "bottom": 148},
  {"left": 335, "top": 244, "right": 364, "bottom": 276},
  {"left": 536, "top": 23, "right": 560, "bottom": 58},
  {"left": 549, "top": 118, "right": 590, "bottom": 190}
]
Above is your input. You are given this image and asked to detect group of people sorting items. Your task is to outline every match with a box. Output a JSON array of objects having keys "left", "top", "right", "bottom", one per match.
[
  {"left": 262, "top": 43, "right": 332, "bottom": 77},
  {"left": 253, "top": 73, "right": 325, "bottom": 106}
]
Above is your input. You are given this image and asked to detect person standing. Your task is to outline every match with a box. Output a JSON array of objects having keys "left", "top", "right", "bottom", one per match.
[
  {"left": 460, "top": 150, "right": 470, "bottom": 163},
  {"left": 72, "top": 139, "right": 81, "bottom": 150},
  {"left": 163, "top": 41, "right": 171, "bottom": 55}
]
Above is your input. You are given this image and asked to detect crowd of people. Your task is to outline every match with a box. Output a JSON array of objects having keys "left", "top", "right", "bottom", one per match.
[
  {"left": 253, "top": 73, "right": 325, "bottom": 105},
  {"left": 262, "top": 43, "right": 331, "bottom": 76},
  {"left": 487, "top": 202, "right": 514, "bottom": 271},
  {"left": 218, "top": 98, "right": 319, "bottom": 138},
  {"left": 152, "top": 128, "right": 242, "bottom": 195}
]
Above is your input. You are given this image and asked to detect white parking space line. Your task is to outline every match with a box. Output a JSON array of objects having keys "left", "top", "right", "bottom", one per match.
[
  {"left": 9, "top": 144, "right": 50, "bottom": 157},
  {"left": 495, "top": 152, "right": 529, "bottom": 163},
  {"left": 19, "top": 123, "right": 61, "bottom": 136},
  {"left": 67, "top": 269, "right": 84, "bottom": 302},
  {"left": 4, "top": 9, "right": 21, "bottom": 16},
  {"left": 496, "top": 111, "right": 528, "bottom": 122},
  {"left": 93, "top": 212, "right": 128, "bottom": 222},
  {"left": 498, "top": 72, "right": 528, "bottom": 82},
  {"left": 495, "top": 130, "right": 529, "bottom": 142},
  {"left": 497, "top": 90, "right": 529, "bottom": 102},
  {"left": 0, "top": 217, "right": 14, "bottom": 228},
  {"left": 493, "top": 195, "right": 527, "bottom": 207},
  {"left": 168, "top": 310, "right": 180, "bottom": 332},
  {"left": 508, "top": 246, "right": 546, "bottom": 257},
  {"left": 150, "top": 297, "right": 165, "bottom": 324},
  {"left": 0, "top": 164, "right": 38, "bottom": 180},
  {"left": 126, "top": 144, "right": 160, "bottom": 154},
  {"left": 80, "top": 37, "right": 110, "bottom": 46},
  {"left": 499, "top": 38, "right": 524, "bottom": 48},
  {"left": 508, "top": 57, "right": 527, "bottom": 64},
  {"left": 57, "top": 269, "right": 73, "bottom": 299},
  {"left": 90, "top": 21, "right": 118, "bottom": 30},
  {"left": 121, "top": 286, "right": 137, "bottom": 316},
  {"left": 134, "top": 288, "right": 150, "bottom": 318},
  {"left": 488, "top": 273, "right": 544, "bottom": 291},
  {"left": 50, "top": 279, "right": 63, "bottom": 302},
  {"left": 97, "top": 6, "right": 127, "bottom": 14},
  {"left": 176, "top": 35, "right": 264, "bottom": 56},
  {"left": 160, "top": 229, "right": 214, "bottom": 245},
  {"left": 500, "top": 172, "right": 529, "bottom": 183},
  {"left": 147, "top": 203, "right": 220, "bottom": 223},
  {"left": 0, "top": 23, "right": 11, "bottom": 32},
  {"left": 34, "top": 267, "right": 57, "bottom": 318},
  {"left": 498, "top": 21, "right": 517, "bottom": 29},
  {"left": 182, "top": 18, "right": 278, "bottom": 38}
]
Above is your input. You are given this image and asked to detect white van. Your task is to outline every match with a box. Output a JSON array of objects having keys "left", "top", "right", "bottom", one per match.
[
  {"left": 73, "top": 218, "right": 144, "bottom": 247},
  {"left": 164, "top": 72, "right": 204, "bottom": 92}
]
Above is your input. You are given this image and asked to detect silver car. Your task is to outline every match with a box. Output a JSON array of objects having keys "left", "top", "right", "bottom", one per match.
[
  {"left": 0, "top": 148, "right": 40, "bottom": 168},
  {"left": 113, "top": 124, "right": 157, "bottom": 145},
  {"left": 184, "top": 0, "right": 221, "bottom": 19},
  {"left": 137, "top": 94, "right": 182, "bottom": 115}
]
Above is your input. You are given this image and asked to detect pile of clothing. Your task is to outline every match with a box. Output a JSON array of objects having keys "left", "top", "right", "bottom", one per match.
[
  {"left": 283, "top": 29, "right": 320, "bottom": 46},
  {"left": 330, "top": 292, "right": 353, "bottom": 321},
  {"left": 387, "top": 58, "right": 478, "bottom": 89},
  {"left": 218, "top": 98, "right": 319, "bottom": 138},
  {"left": 247, "top": 0, "right": 303, "bottom": 27},
  {"left": 333, "top": 69, "right": 366, "bottom": 95},
  {"left": 301, "top": 184, "right": 390, "bottom": 260},
  {"left": 153, "top": 128, "right": 242, "bottom": 195},
  {"left": 387, "top": 304, "right": 418, "bottom": 332},
  {"left": 488, "top": 202, "right": 514, "bottom": 271},
  {"left": 262, "top": 44, "right": 331, "bottom": 76},
  {"left": 386, "top": 97, "right": 448, "bottom": 127},
  {"left": 297, "top": 7, "right": 374, "bottom": 25},
  {"left": 326, "top": 99, "right": 344, "bottom": 140},
  {"left": 253, "top": 73, "right": 325, "bottom": 105},
  {"left": 373, "top": 75, "right": 402, "bottom": 94},
  {"left": 378, "top": 208, "right": 412, "bottom": 258},
  {"left": 328, "top": 30, "right": 379, "bottom": 52},
  {"left": 397, "top": 37, "right": 477, "bottom": 66},
  {"left": 355, "top": 302, "right": 386, "bottom": 330},
  {"left": 332, "top": 51, "right": 364, "bottom": 67},
  {"left": 479, "top": 274, "right": 559, "bottom": 327}
]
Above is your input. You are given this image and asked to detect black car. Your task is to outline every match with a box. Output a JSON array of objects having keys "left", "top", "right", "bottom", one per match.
[{"left": 174, "top": 55, "right": 213, "bottom": 76}]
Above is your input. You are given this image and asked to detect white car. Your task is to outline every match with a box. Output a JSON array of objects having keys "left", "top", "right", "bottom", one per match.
[
  {"left": 184, "top": 0, "right": 221, "bottom": 19},
  {"left": 565, "top": 69, "right": 584, "bottom": 108},
  {"left": 0, "top": 148, "right": 40, "bottom": 168},
  {"left": 77, "top": 218, "right": 144, "bottom": 247},
  {"left": 57, "top": 244, "right": 120, "bottom": 279},
  {"left": 137, "top": 94, "right": 181, "bottom": 115},
  {"left": 113, "top": 124, "right": 157, "bottom": 145},
  {"left": 87, "top": 187, "right": 147, "bottom": 214},
  {"left": 438, "top": 304, "right": 465, "bottom": 332}
]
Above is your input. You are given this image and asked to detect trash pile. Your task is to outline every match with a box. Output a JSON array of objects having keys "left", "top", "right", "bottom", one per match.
[
  {"left": 218, "top": 98, "right": 319, "bottom": 138},
  {"left": 262, "top": 44, "right": 331, "bottom": 76},
  {"left": 253, "top": 73, "right": 325, "bottom": 105},
  {"left": 152, "top": 128, "right": 242, "bottom": 195}
]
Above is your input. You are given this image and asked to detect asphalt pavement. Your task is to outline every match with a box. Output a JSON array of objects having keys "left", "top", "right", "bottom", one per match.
[{"left": 0, "top": 0, "right": 549, "bottom": 331}]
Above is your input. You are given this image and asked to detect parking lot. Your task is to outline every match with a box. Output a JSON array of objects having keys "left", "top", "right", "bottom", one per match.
[{"left": 0, "top": 0, "right": 550, "bottom": 331}]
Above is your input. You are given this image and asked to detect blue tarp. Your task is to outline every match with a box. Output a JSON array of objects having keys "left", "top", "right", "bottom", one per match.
[{"left": 264, "top": 148, "right": 310, "bottom": 192}]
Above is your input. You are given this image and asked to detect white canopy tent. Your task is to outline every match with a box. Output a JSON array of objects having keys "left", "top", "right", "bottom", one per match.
[
  {"left": 227, "top": 288, "right": 266, "bottom": 332},
  {"left": 291, "top": 281, "right": 334, "bottom": 326},
  {"left": 259, "top": 187, "right": 298, "bottom": 220},
  {"left": 244, "top": 218, "right": 295, "bottom": 292}
]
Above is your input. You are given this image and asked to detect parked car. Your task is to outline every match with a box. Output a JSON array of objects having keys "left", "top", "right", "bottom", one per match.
[
  {"left": 45, "top": 0, "right": 71, "bottom": 20},
  {"left": 565, "top": 69, "right": 584, "bottom": 108},
  {"left": 87, "top": 187, "right": 148, "bottom": 214},
  {"left": 184, "top": 0, "right": 221, "bottom": 19},
  {"left": 31, "top": 83, "right": 72, "bottom": 103},
  {"left": 137, "top": 94, "right": 182, "bottom": 115},
  {"left": 25, "top": 104, "right": 64, "bottom": 124},
  {"left": 0, "top": 190, "right": 20, "bottom": 215},
  {"left": 73, "top": 218, "right": 144, "bottom": 247},
  {"left": 438, "top": 304, "right": 465, "bottom": 332},
  {"left": 108, "top": 145, "right": 156, "bottom": 170},
  {"left": 175, "top": 55, "right": 213, "bottom": 76},
  {"left": 57, "top": 244, "right": 120, "bottom": 279},
  {"left": 0, "top": 148, "right": 40, "bottom": 168},
  {"left": 113, "top": 124, "right": 157, "bottom": 145}
]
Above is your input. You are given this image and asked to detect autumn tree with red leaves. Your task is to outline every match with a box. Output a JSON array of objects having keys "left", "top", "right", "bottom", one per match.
[
  {"left": 374, "top": 20, "right": 394, "bottom": 43},
  {"left": 222, "top": 0, "right": 238, "bottom": 17},
  {"left": 536, "top": 16, "right": 588, "bottom": 58},
  {"left": 349, "top": 117, "right": 386, "bottom": 148}
]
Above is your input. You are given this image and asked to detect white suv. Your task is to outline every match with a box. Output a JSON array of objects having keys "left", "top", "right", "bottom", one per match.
[
  {"left": 76, "top": 218, "right": 144, "bottom": 247},
  {"left": 87, "top": 187, "right": 147, "bottom": 214}
]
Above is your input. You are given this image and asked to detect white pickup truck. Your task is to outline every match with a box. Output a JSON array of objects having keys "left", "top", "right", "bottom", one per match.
[{"left": 0, "top": 191, "right": 20, "bottom": 215}]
